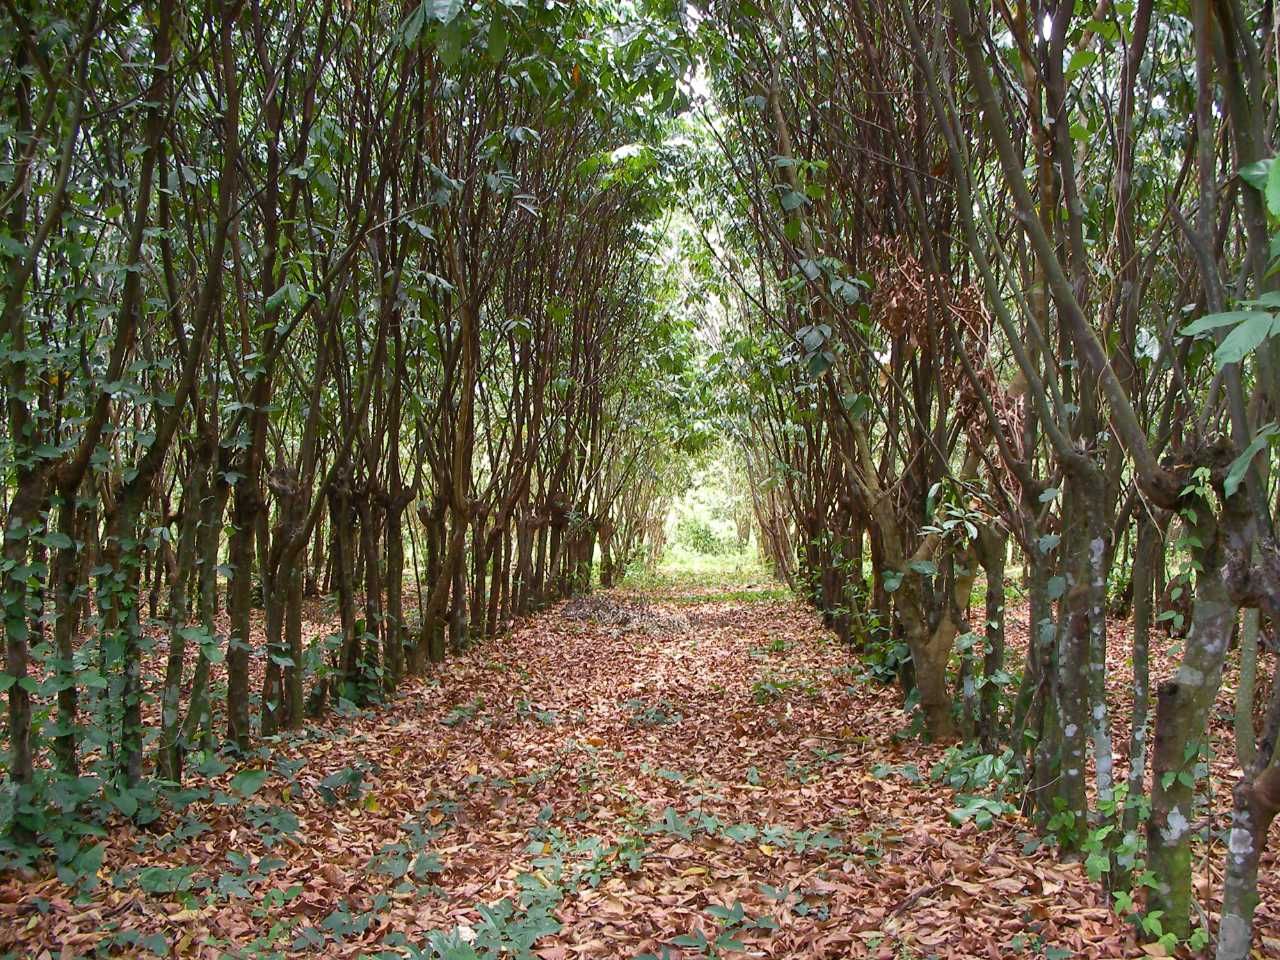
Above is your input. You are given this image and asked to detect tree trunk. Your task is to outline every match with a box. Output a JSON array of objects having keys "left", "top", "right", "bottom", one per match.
[
  {"left": 1215, "top": 669, "right": 1280, "bottom": 960},
  {"left": 332, "top": 485, "right": 361, "bottom": 701},
  {"left": 384, "top": 506, "right": 407, "bottom": 688},
  {"left": 358, "top": 491, "right": 383, "bottom": 692},
  {"left": 1121, "top": 516, "right": 1158, "bottom": 860},
  {"left": 49, "top": 493, "right": 86, "bottom": 775},
  {"left": 225, "top": 486, "right": 257, "bottom": 751},
  {"left": 1057, "top": 582, "right": 1091, "bottom": 849},
  {"left": 158, "top": 461, "right": 205, "bottom": 781},
  {"left": 469, "top": 513, "right": 488, "bottom": 641},
  {"left": 449, "top": 542, "right": 468, "bottom": 653},
  {"left": 259, "top": 582, "right": 286, "bottom": 737},
  {"left": 307, "top": 510, "right": 324, "bottom": 596},
  {"left": 516, "top": 513, "right": 535, "bottom": 615},
  {"left": 977, "top": 526, "right": 1006, "bottom": 752},
  {"left": 104, "top": 485, "right": 149, "bottom": 788},
  {"left": 180, "top": 450, "right": 228, "bottom": 758},
  {"left": 1145, "top": 567, "right": 1235, "bottom": 937},
  {"left": 3, "top": 474, "right": 47, "bottom": 840},
  {"left": 1234, "top": 607, "right": 1260, "bottom": 768}
]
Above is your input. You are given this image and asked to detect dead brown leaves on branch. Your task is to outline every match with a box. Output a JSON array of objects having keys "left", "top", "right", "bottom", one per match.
[{"left": 870, "top": 237, "right": 1027, "bottom": 502}]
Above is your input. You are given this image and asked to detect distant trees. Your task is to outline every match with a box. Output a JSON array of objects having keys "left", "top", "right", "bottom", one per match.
[{"left": 691, "top": 0, "right": 1279, "bottom": 954}]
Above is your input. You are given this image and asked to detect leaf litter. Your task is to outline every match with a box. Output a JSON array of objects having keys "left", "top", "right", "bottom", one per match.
[{"left": 2, "top": 580, "right": 1274, "bottom": 958}]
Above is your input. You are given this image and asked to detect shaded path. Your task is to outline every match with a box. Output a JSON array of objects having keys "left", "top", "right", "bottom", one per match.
[{"left": 5, "top": 583, "right": 1149, "bottom": 958}]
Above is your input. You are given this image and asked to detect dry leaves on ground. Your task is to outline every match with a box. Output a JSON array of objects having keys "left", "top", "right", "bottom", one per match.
[{"left": 2, "top": 583, "right": 1274, "bottom": 959}]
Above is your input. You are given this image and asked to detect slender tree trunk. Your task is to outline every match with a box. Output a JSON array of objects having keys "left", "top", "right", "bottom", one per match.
[
  {"left": 307, "top": 510, "right": 324, "bottom": 597},
  {"left": 3, "top": 476, "right": 47, "bottom": 838},
  {"left": 470, "top": 514, "right": 488, "bottom": 641},
  {"left": 158, "top": 461, "right": 205, "bottom": 780},
  {"left": 259, "top": 581, "right": 286, "bottom": 737},
  {"left": 449, "top": 540, "right": 468, "bottom": 653},
  {"left": 1058, "top": 581, "right": 1091, "bottom": 849},
  {"left": 332, "top": 485, "right": 361, "bottom": 700},
  {"left": 516, "top": 514, "right": 534, "bottom": 615},
  {"left": 1146, "top": 565, "right": 1235, "bottom": 937},
  {"left": 225, "top": 489, "right": 257, "bottom": 751},
  {"left": 283, "top": 554, "right": 305, "bottom": 728},
  {"left": 422, "top": 508, "right": 448, "bottom": 665},
  {"left": 1215, "top": 670, "right": 1280, "bottom": 960},
  {"left": 495, "top": 527, "right": 511, "bottom": 633},
  {"left": 1121, "top": 516, "right": 1158, "bottom": 857},
  {"left": 384, "top": 507, "right": 406, "bottom": 688},
  {"left": 106, "top": 487, "right": 149, "bottom": 788},
  {"left": 1025, "top": 548, "right": 1062, "bottom": 825},
  {"left": 1082, "top": 472, "right": 1115, "bottom": 805},
  {"left": 1234, "top": 608, "right": 1260, "bottom": 768},
  {"left": 49, "top": 493, "right": 86, "bottom": 775},
  {"left": 181, "top": 450, "right": 228, "bottom": 757},
  {"left": 358, "top": 492, "right": 383, "bottom": 691},
  {"left": 977, "top": 526, "right": 1006, "bottom": 752}
]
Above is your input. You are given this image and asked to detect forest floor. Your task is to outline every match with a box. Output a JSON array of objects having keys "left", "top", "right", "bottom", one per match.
[{"left": 3, "top": 564, "right": 1277, "bottom": 959}]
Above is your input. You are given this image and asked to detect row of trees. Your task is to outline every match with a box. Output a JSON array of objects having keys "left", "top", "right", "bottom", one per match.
[
  {"left": 689, "top": 0, "right": 1278, "bottom": 955},
  {"left": 1, "top": 0, "right": 701, "bottom": 857}
]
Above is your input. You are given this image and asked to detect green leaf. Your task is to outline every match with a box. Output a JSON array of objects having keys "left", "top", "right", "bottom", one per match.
[
  {"left": 1085, "top": 17, "right": 1119, "bottom": 41},
  {"left": 437, "top": 16, "right": 468, "bottom": 68},
  {"left": 1180, "top": 310, "right": 1258, "bottom": 336},
  {"left": 401, "top": 4, "right": 426, "bottom": 43},
  {"left": 1065, "top": 49, "right": 1097, "bottom": 77},
  {"left": 780, "top": 189, "right": 808, "bottom": 212},
  {"left": 73, "top": 842, "right": 107, "bottom": 879},
  {"left": 706, "top": 902, "right": 743, "bottom": 922},
  {"left": 672, "top": 932, "right": 708, "bottom": 949},
  {"left": 841, "top": 393, "right": 871, "bottom": 420},
  {"left": 426, "top": 0, "right": 463, "bottom": 22},
  {"left": 1240, "top": 158, "right": 1271, "bottom": 191},
  {"left": 140, "top": 932, "right": 170, "bottom": 955},
  {"left": 487, "top": 17, "right": 508, "bottom": 60},
  {"left": 1215, "top": 312, "right": 1279, "bottom": 367},
  {"left": 136, "top": 865, "right": 196, "bottom": 894},
  {"left": 265, "top": 284, "right": 291, "bottom": 311},
  {"left": 0, "top": 233, "right": 30, "bottom": 258},
  {"left": 113, "top": 789, "right": 139, "bottom": 817},
  {"left": 1267, "top": 153, "right": 1280, "bottom": 218},
  {"left": 412, "top": 852, "right": 444, "bottom": 877},
  {"left": 231, "top": 768, "right": 270, "bottom": 798},
  {"left": 1224, "top": 423, "right": 1278, "bottom": 499},
  {"left": 377, "top": 856, "right": 410, "bottom": 879},
  {"left": 41, "top": 531, "right": 74, "bottom": 550},
  {"left": 1240, "top": 291, "right": 1280, "bottom": 309}
]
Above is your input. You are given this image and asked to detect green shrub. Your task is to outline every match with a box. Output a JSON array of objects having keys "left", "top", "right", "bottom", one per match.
[{"left": 674, "top": 516, "right": 732, "bottom": 555}]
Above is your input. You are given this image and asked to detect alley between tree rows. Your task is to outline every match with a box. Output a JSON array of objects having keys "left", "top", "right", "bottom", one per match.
[{"left": 11, "top": 573, "right": 1252, "bottom": 959}]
